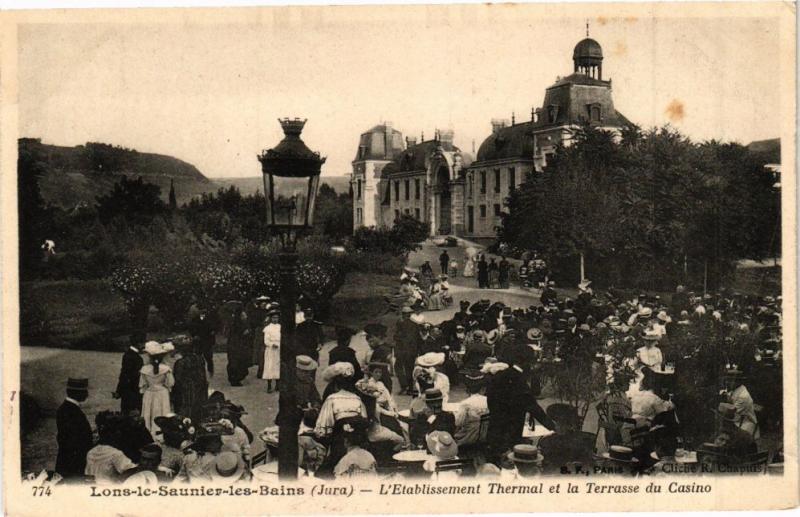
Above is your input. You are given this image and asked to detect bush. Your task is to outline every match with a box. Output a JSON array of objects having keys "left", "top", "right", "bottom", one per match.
[{"left": 349, "top": 215, "right": 428, "bottom": 257}]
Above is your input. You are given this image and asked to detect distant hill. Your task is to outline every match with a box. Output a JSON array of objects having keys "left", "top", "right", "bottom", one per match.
[
  {"left": 22, "top": 138, "right": 353, "bottom": 209},
  {"left": 211, "top": 175, "right": 351, "bottom": 197},
  {"left": 747, "top": 138, "right": 780, "bottom": 164},
  {"left": 22, "top": 138, "right": 213, "bottom": 209}
]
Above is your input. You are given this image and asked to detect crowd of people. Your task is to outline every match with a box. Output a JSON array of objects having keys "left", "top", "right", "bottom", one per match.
[{"left": 49, "top": 261, "right": 783, "bottom": 485}]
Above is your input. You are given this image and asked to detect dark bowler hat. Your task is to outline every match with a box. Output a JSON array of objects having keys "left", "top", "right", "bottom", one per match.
[
  {"left": 139, "top": 443, "right": 162, "bottom": 462},
  {"left": 67, "top": 378, "right": 89, "bottom": 392},
  {"left": 363, "top": 323, "right": 387, "bottom": 338},
  {"left": 424, "top": 388, "right": 443, "bottom": 402}
]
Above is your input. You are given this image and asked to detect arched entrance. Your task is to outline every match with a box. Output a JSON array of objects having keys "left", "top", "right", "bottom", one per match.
[{"left": 434, "top": 165, "right": 451, "bottom": 235}]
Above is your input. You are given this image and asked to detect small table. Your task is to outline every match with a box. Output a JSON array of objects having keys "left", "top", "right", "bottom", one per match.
[
  {"left": 522, "top": 423, "right": 554, "bottom": 442},
  {"left": 393, "top": 450, "right": 437, "bottom": 463}
]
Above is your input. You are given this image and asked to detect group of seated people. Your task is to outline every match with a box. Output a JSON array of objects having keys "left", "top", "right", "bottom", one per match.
[
  {"left": 80, "top": 390, "right": 254, "bottom": 484},
  {"left": 397, "top": 267, "right": 452, "bottom": 312}
]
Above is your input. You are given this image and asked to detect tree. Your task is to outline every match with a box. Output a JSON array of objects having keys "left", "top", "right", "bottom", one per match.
[
  {"left": 313, "top": 183, "right": 353, "bottom": 242},
  {"left": 168, "top": 179, "right": 177, "bottom": 209},
  {"left": 96, "top": 175, "right": 167, "bottom": 226},
  {"left": 18, "top": 138, "right": 54, "bottom": 279}
]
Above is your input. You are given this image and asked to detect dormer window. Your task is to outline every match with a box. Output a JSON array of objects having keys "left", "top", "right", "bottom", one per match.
[{"left": 547, "top": 105, "right": 560, "bottom": 124}]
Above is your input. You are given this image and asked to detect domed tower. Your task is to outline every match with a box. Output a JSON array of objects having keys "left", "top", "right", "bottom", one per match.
[
  {"left": 351, "top": 122, "right": 404, "bottom": 230},
  {"left": 573, "top": 32, "right": 603, "bottom": 80}
]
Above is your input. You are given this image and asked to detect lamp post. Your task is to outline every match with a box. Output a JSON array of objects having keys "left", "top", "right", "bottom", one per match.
[{"left": 258, "top": 118, "right": 325, "bottom": 479}]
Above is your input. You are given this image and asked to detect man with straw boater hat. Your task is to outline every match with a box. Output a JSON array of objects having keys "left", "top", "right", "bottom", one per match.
[{"left": 55, "top": 377, "right": 93, "bottom": 480}]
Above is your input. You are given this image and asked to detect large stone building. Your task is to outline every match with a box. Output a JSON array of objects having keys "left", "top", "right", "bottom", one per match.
[{"left": 352, "top": 35, "right": 631, "bottom": 239}]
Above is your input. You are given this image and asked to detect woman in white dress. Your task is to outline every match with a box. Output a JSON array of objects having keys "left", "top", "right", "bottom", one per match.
[
  {"left": 261, "top": 311, "right": 281, "bottom": 393},
  {"left": 463, "top": 251, "right": 476, "bottom": 278},
  {"left": 140, "top": 341, "right": 175, "bottom": 434}
]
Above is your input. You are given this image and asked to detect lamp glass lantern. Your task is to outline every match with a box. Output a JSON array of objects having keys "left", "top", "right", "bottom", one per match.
[{"left": 258, "top": 118, "right": 326, "bottom": 246}]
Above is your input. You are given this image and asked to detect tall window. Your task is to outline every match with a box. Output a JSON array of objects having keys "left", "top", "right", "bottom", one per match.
[
  {"left": 356, "top": 179, "right": 362, "bottom": 199},
  {"left": 480, "top": 205, "right": 487, "bottom": 218},
  {"left": 415, "top": 179, "right": 421, "bottom": 199},
  {"left": 356, "top": 207, "right": 362, "bottom": 223},
  {"left": 394, "top": 209, "right": 400, "bottom": 220},
  {"left": 508, "top": 167, "right": 516, "bottom": 191},
  {"left": 394, "top": 181, "right": 400, "bottom": 201},
  {"left": 404, "top": 208, "right": 410, "bottom": 215},
  {"left": 404, "top": 179, "right": 410, "bottom": 200},
  {"left": 480, "top": 171, "right": 486, "bottom": 194},
  {"left": 468, "top": 173, "right": 474, "bottom": 197},
  {"left": 415, "top": 208, "right": 420, "bottom": 219},
  {"left": 494, "top": 204, "right": 501, "bottom": 216},
  {"left": 494, "top": 169, "right": 501, "bottom": 193}
]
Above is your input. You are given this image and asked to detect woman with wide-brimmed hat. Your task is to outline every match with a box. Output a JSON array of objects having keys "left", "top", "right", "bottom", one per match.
[
  {"left": 171, "top": 335, "right": 208, "bottom": 424},
  {"left": 259, "top": 309, "right": 281, "bottom": 393},
  {"left": 314, "top": 362, "right": 367, "bottom": 478},
  {"left": 140, "top": 341, "right": 176, "bottom": 433}
]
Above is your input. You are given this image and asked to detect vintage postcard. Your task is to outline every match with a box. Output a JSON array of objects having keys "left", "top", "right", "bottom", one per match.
[{"left": 1, "top": 2, "right": 796, "bottom": 514}]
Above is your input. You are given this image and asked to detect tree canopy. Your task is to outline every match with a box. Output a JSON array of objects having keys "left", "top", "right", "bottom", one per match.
[{"left": 498, "top": 125, "right": 780, "bottom": 290}]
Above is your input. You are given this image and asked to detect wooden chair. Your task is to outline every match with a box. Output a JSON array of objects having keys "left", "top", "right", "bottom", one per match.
[
  {"left": 739, "top": 450, "right": 770, "bottom": 470},
  {"left": 436, "top": 458, "right": 476, "bottom": 476}
]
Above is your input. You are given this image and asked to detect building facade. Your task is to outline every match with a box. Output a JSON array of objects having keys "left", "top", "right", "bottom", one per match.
[{"left": 352, "top": 36, "right": 630, "bottom": 238}]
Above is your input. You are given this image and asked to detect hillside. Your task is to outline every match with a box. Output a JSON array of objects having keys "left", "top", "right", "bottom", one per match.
[
  {"left": 22, "top": 138, "right": 352, "bottom": 208},
  {"left": 747, "top": 138, "right": 781, "bottom": 164},
  {"left": 22, "top": 138, "right": 212, "bottom": 208}
]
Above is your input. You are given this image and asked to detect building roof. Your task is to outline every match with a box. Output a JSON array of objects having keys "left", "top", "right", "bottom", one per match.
[
  {"left": 573, "top": 38, "right": 603, "bottom": 60},
  {"left": 354, "top": 124, "right": 405, "bottom": 162},
  {"left": 533, "top": 74, "right": 631, "bottom": 130},
  {"left": 474, "top": 122, "right": 535, "bottom": 163},
  {"left": 381, "top": 139, "right": 462, "bottom": 176}
]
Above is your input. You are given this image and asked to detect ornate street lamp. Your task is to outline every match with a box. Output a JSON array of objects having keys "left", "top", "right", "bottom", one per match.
[{"left": 258, "top": 118, "right": 325, "bottom": 479}]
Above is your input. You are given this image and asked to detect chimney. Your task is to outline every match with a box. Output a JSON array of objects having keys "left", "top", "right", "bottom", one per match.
[
  {"left": 406, "top": 136, "right": 417, "bottom": 148},
  {"left": 491, "top": 118, "right": 510, "bottom": 134},
  {"left": 439, "top": 129, "right": 454, "bottom": 146},
  {"left": 384, "top": 121, "right": 393, "bottom": 157}
]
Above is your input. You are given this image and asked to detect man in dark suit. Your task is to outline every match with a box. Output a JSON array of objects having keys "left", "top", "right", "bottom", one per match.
[
  {"left": 113, "top": 343, "right": 143, "bottom": 414},
  {"left": 295, "top": 307, "right": 325, "bottom": 362},
  {"left": 394, "top": 307, "right": 420, "bottom": 395},
  {"left": 363, "top": 323, "right": 393, "bottom": 393},
  {"left": 55, "top": 378, "right": 93, "bottom": 480},
  {"left": 327, "top": 327, "right": 362, "bottom": 381},
  {"left": 187, "top": 302, "right": 218, "bottom": 376},
  {"left": 486, "top": 346, "right": 555, "bottom": 465}
]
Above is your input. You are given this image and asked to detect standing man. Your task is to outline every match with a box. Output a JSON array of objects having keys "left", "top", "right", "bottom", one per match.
[
  {"left": 188, "top": 302, "right": 218, "bottom": 377},
  {"left": 226, "top": 303, "right": 251, "bottom": 386},
  {"left": 113, "top": 341, "right": 143, "bottom": 414},
  {"left": 439, "top": 249, "right": 450, "bottom": 276},
  {"left": 362, "top": 323, "right": 394, "bottom": 394},
  {"left": 485, "top": 346, "right": 555, "bottom": 465},
  {"left": 394, "top": 307, "right": 420, "bottom": 396},
  {"left": 55, "top": 378, "right": 93, "bottom": 481},
  {"left": 248, "top": 296, "right": 270, "bottom": 366},
  {"left": 296, "top": 306, "right": 325, "bottom": 362}
]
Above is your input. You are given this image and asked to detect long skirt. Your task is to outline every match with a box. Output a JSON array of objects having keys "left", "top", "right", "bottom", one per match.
[
  {"left": 463, "top": 259, "right": 475, "bottom": 277},
  {"left": 142, "top": 387, "right": 171, "bottom": 433}
]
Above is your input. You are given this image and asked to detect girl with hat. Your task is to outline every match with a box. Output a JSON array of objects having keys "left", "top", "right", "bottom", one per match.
[
  {"left": 636, "top": 331, "right": 663, "bottom": 371},
  {"left": 333, "top": 416, "right": 377, "bottom": 479},
  {"left": 177, "top": 428, "right": 224, "bottom": 482},
  {"left": 259, "top": 310, "right": 281, "bottom": 393},
  {"left": 140, "top": 341, "right": 176, "bottom": 433},
  {"left": 85, "top": 411, "right": 136, "bottom": 484},
  {"left": 314, "top": 362, "right": 368, "bottom": 478},
  {"left": 153, "top": 415, "right": 195, "bottom": 476}
]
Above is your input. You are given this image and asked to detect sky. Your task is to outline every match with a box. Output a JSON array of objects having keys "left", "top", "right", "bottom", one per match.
[{"left": 17, "top": 7, "right": 783, "bottom": 178}]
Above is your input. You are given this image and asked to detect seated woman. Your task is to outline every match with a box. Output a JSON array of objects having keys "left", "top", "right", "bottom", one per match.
[
  {"left": 428, "top": 279, "right": 444, "bottom": 311},
  {"left": 629, "top": 367, "right": 674, "bottom": 425},
  {"left": 177, "top": 429, "right": 224, "bottom": 482},
  {"left": 414, "top": 353, "right": 451, "bottom": 403},
  {"left": 85, "top": 411, "right": 136, "bottom": 484},
  {"left": 314, "top": 362, "right": 368, "bottom": 478},
  {"left": 333, "top": 416, "right": 377, "bottom": 479},
  {"left": 355, "top": 374, "right": 407, "bottom": 451}
]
